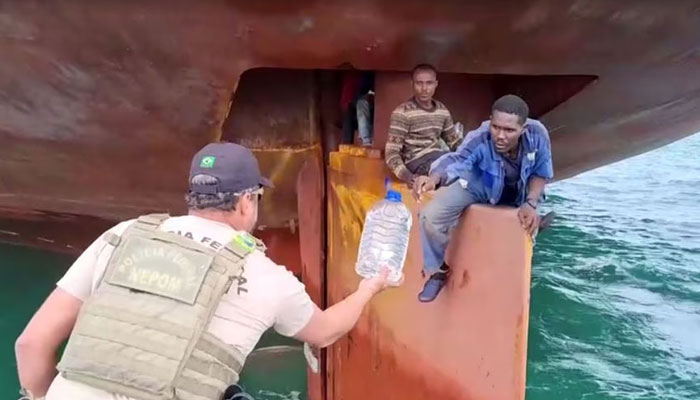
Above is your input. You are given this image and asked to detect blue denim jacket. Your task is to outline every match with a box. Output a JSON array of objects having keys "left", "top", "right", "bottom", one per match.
[{"left": 430, "top": 118, "right": 554, "bottom": 205}]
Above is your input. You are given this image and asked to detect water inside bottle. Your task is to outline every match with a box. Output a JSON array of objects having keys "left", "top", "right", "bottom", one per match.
[{"left": 355, "top": 187, "right": 412, "bottom": 284}]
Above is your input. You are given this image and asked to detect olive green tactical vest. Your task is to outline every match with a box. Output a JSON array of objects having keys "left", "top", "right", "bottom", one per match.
[{"left": 57, "top": 214, "right": 263, "bottom": 400}]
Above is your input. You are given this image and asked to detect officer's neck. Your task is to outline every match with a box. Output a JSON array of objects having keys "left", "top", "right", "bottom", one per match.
[{"left": 188, "top": 209, "right": 249, "bottom": 232}]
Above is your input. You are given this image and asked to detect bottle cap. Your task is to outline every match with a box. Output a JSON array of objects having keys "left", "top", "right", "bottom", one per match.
[{"left": 386, "top": 190, "right": 402, "bottom": 202}]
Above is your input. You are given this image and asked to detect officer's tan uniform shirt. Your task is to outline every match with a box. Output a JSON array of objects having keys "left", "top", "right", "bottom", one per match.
[{"left": 46, "top": 215, "right": 314, "bottom": 400}]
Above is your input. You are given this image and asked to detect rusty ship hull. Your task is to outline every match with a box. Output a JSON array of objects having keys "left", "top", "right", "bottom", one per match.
[{"left": 2, "top": 1, "right": 700, "bottom": 399}]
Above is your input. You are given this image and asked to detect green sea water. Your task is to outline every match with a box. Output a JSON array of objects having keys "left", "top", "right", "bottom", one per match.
[
  {"left": 2, "top": 133, "right": 699, "bottom": 399},
  {"left": 527, "top": 132, "right": 700, "bottom": 399}
]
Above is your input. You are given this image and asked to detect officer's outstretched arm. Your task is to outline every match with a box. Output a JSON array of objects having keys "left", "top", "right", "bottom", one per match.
[
  {"left": 16, "top": 288, "right": 82, "bottom": 398},
  {"left": 294, "top": 269, "right": 390, "bottom": 348}
]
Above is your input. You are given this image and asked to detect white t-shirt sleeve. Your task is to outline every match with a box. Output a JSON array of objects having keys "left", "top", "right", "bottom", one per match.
[
  {"left": 271, "top": 264, "right": 315, "bottom": 337},
  {"left": 56, "top": 220, "right": 133, "bottom": 301}
]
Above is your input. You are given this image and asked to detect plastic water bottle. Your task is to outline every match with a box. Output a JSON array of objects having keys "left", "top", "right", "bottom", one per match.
[{"left": 355, "top": 181, "right": 412, "bottom": 284}]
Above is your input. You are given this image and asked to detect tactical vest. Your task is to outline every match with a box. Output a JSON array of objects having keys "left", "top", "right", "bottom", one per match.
[{"left": 57, "top": 214, "right": 264, "bottom": 400}]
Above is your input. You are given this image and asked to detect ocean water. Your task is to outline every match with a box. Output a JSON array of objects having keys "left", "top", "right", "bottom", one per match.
[
  {"left": 0, "top": 245, "right": 70, "bottom": 397},
  {"left": 1, "top": 132, "right": 699, "bottom": 399},
  {"left": 527, "top": 132, "right": 700, "bottom": 400}
]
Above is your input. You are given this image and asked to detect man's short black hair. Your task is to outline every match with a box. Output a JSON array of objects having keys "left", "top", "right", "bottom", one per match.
[
  {"left": 412, "top": 63, "right": 437, "bottom": 79},
  {"left": 492, "top": 95, "right": 529, "bottom": 124}
]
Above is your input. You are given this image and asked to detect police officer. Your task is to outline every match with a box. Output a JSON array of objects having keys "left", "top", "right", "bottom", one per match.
[{"left": 16, "top": 142, "right": 394, "bottom": 400}]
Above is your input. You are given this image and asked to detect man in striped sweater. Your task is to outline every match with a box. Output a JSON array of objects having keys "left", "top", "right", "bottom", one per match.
[{"left": 385, "top": 64, "right": 463, "bottom": 185}]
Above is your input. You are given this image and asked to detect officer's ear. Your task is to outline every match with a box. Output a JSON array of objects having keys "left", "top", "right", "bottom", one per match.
[{"left": 238, "top": 192, "right": 256, "bottom": 216}]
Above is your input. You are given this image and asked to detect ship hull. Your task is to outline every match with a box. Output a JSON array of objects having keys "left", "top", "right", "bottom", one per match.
[{"left": 2, "top": 2, "right": 700, "bottom": 399}]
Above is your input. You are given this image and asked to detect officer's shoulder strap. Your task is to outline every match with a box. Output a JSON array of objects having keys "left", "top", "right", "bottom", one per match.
[
  {"left": 102, "top": 213, "right": 170, "bottom": 247},
  {"left": 133, "top": 213, "right": 171, "bottom": 231},
  {"left": 125, "top": 213, "right": 171, "bottom": 236}
]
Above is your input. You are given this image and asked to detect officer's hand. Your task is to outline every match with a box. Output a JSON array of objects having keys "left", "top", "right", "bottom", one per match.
[
  {"left": 517, "top": 203, "right": 539, "bottom": 236},
  {"left": 358, "top": 267, "right": 398, "bottom": 295},
  {"left": 412, "top": 175, "right": 437, "bottom": 202}
]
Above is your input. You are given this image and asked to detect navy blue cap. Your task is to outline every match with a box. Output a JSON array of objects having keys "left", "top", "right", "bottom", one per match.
[{"left": 189, "top": 142, "right": 273, "bottom": 194}]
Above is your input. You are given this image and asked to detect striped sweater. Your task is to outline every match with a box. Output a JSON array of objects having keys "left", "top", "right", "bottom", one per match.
[{"left": 385, "top": 98, "right": 461, "bottom": 182}]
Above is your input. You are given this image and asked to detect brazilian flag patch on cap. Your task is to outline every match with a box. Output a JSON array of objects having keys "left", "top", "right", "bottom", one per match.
[{"left": 200, "top": 156, "right": 216, "bottom": 168}]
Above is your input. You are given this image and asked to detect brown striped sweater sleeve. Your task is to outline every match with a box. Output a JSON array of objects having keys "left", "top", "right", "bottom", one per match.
[
  {"left": 384, "top": 108, "right": 414, "bottom": 183},
  {"left": 441, "top": 110, "right": 462, "bottom": 150}
]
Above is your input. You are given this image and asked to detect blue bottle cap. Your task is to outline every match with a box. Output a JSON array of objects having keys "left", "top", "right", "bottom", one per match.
[{"left": 386, "top": 190, "right": 402, "bottom": 202}]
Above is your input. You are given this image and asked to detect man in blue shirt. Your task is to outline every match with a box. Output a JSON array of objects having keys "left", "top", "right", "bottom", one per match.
[{"left": 412, "top": 95, "right": 554, "bottom": 302}]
